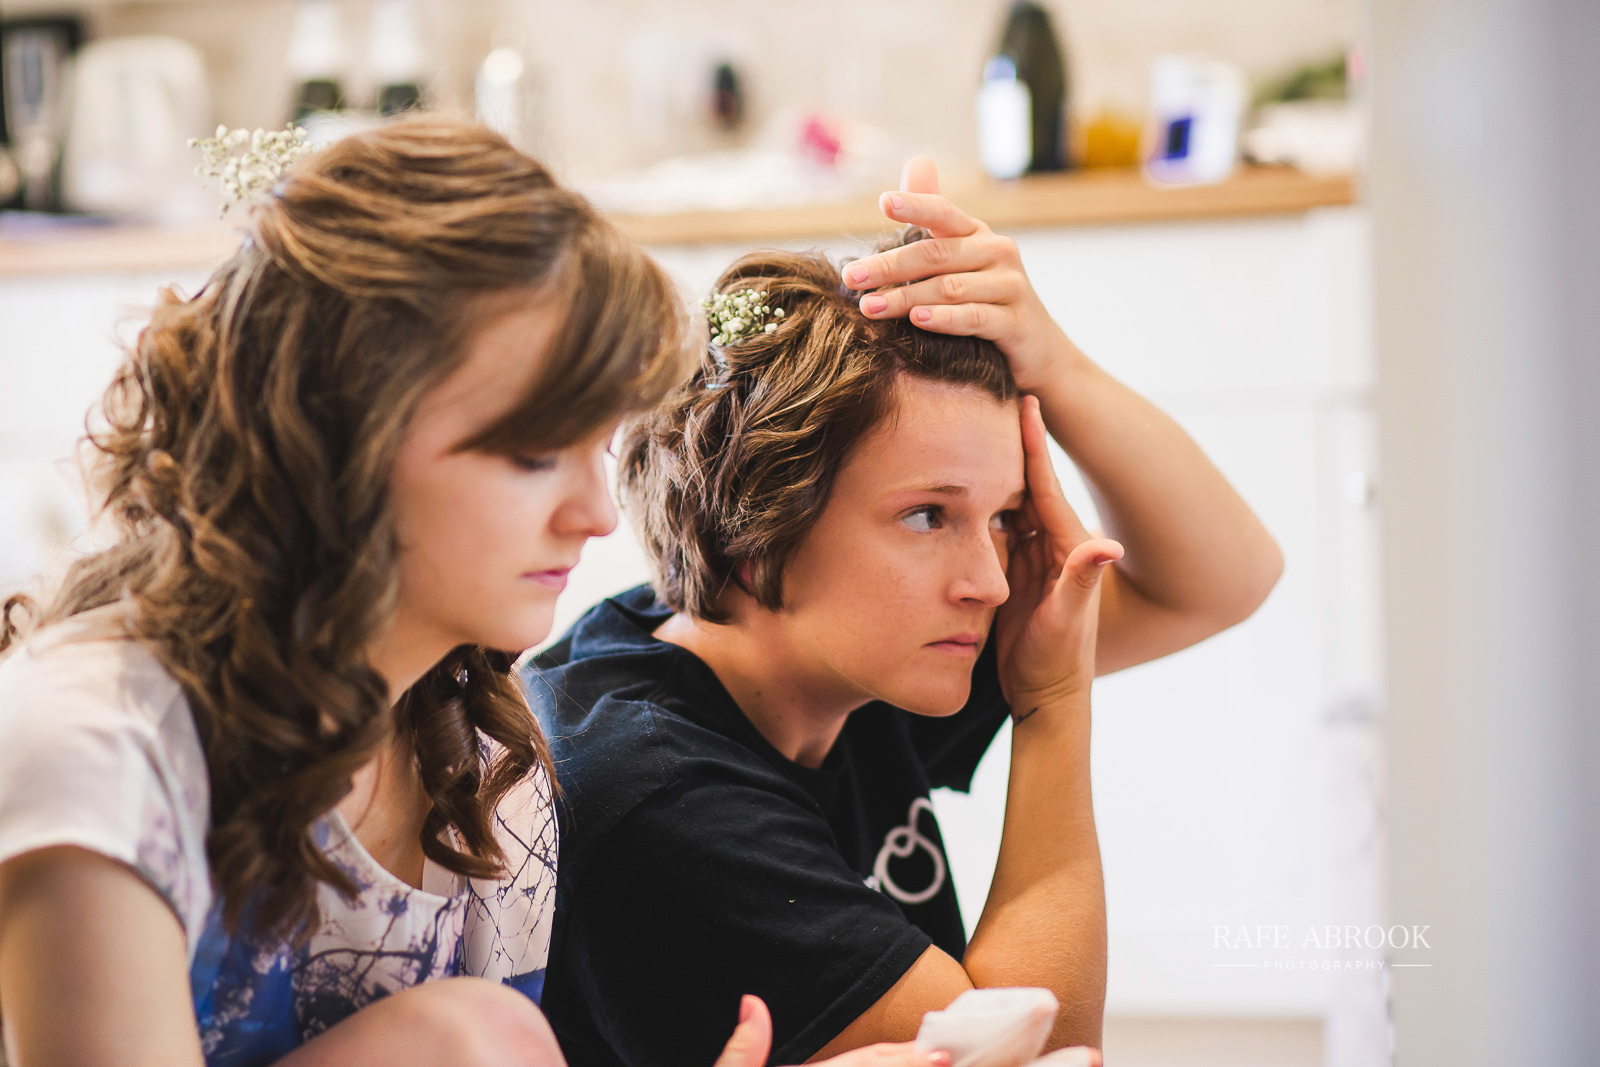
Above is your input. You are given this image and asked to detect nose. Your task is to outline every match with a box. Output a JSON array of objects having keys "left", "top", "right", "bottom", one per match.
[
  {"left": 552, "top": 446, "right": 618, "bottom": 540},
  {"left": 949, "top": 525, "right": 1010, "bottom": 607}
]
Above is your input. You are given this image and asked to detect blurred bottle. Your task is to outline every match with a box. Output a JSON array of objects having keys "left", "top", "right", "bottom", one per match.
[
  {"left": 288, "top": 0, "right": 347, "bottom": 121},
  {"left": 976, "top": 56, "right": 1031, "bottom": 180},
  {"left": 370, "top": 0, "right": 423, "bottom": 115},
  {"left": 1079, "top": 107, "right": 1142, "bottom": 169},
  {"left": 710, "top": 61, "right": 743, "bottom": 133},
  {"left": 994, "top": 1, "right": 1069, "bottom": 172},
  {"left": 476, "top": 27, "right": 545, "bottom": 155}
]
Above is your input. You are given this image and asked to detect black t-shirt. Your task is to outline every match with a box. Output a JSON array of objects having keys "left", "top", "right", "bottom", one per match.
[{"left": 523, "top": 585, "right": 1011, "bottom": 1067}]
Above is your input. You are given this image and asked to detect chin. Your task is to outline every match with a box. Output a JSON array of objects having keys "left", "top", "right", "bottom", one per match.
[
  {"left": 474, "top": 610, "right": 557, "bottom": 654},
  {"left": 888, "top": 675, "right": 974, "bottom": 717}
]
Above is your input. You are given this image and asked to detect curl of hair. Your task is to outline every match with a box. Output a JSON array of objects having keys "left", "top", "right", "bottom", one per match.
[
  {"left": 1, "top": 115, "right": 691, "bottom": 941},
  {"left": 619, "top": 229, "right": 1016, "bottom": 623}
]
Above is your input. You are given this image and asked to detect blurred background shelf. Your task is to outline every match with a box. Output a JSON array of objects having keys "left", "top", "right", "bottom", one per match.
[
  {"left": 617, "top": 165, "right": 1355, "bottom": 245},
  {"left": 0, "top": 165, "right": 1355, "bottom": 276}
]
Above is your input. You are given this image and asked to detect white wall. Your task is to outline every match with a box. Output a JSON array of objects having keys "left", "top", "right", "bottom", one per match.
[
  {"left": 1370, "top": 0, "right": 1600, "bottom": 1061},
  {"left": 61, "top": 0, "right": 1358, "bottom": 181}
]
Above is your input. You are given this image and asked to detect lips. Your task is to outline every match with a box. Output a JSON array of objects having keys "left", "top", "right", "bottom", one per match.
[
  {"left": 524, "top": 566, "right": 573, "bottom": 589},
  {"left": 926, "top": 632, "right": 983, "bottom": 655}
]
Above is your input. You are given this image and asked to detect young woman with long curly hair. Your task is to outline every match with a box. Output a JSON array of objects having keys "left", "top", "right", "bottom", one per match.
[{"left": 0, "top": 117, "right": 945, "bottom": 1067}]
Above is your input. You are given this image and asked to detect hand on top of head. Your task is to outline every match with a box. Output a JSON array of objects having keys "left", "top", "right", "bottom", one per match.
[{"left": 843, "top": 156, "right": 1074, "bottom": 396}]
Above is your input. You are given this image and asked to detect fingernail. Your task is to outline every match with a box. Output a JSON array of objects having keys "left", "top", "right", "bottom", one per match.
[
  {"left": 844, "top": 263, "right": 868, "bottom": 287},
  {"left": 888, "top": 193, "right": 905, "bottom": 212},
  {"left": 1094, "top": 555, "right": 1115, "bottom": 567},
  {"left": 927, "top": 1052, "right": 952, "bottom": 1067},
  {"left": 913, "top": 307, "right": 932, "bottom": 323},
  {"left": 738, "top": 995, "right": 755, "bottom": 1024},
  {"left": 863, "top": 294, "right": 887, "bottom": 315}
]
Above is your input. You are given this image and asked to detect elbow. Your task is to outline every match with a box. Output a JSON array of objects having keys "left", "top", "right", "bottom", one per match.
[{"left": 1225, "top": 533, "right": 1284, "bottom": 628}]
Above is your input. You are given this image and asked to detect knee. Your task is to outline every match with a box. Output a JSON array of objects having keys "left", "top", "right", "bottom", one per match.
[{"left": 401, "top": 977, "right": 563, "bottom": 1067}]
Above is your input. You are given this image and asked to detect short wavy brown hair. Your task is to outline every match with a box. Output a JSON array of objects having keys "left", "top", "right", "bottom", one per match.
[
  {"left": 620, "top": 233, "right": 1017, "bottom": 623},
  {"left": 1, "top": 114, "right": 690, "bottom": 940}
]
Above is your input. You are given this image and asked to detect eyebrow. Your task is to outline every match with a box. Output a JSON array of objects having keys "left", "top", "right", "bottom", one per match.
[{"left": 890, "top": 483, "right": 1028, "bottom": 507}]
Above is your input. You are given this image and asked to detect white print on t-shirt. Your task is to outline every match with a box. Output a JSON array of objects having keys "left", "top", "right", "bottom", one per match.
[{"left": 864, "top": 797, "right": 947, "bottom": 905}]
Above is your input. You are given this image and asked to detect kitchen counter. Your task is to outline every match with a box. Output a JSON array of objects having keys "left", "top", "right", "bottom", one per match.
[{"left": 0, "top": 165, "right": 1355, "bottom": 278}]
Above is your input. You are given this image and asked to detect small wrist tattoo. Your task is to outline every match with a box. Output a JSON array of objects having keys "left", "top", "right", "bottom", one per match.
[{"left": 1012, "top": 705, "right": 1041, "bottom": 725}]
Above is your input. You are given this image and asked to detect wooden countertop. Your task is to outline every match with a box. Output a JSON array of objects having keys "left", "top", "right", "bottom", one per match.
[{"left": 0, "top": 166, "right": 1355, "bottom": 279}]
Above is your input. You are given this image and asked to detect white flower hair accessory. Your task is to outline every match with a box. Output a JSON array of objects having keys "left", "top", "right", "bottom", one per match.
[
  {"left": 702, "top": 289, "right": 784, "bottom": 349},
  {"left": 189, "top": 124, "right": 316, "bottom": 216}
]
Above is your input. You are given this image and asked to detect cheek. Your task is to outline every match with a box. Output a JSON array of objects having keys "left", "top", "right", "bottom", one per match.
[
  {"left": 393, "top": 456, "right": 531, "bottom": 588},
  {"left": 801, "top": 539, "right": 936, "bottom": 658}
]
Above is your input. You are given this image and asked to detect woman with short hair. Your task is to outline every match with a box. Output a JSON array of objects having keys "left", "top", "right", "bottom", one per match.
[{"left": 528, "top": 167, "right": 1284, "bottom": 1067}]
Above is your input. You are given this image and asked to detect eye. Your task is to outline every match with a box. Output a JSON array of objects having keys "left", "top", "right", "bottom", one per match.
[
  {"left": 990, "top": 509, "right": 1021, "bottom": 534},
  {"left": 509, "top": 453, "right": 557, "bottom": 473},
  {"left": 903, "top": 505, "right": 943, "bottom": 533}
]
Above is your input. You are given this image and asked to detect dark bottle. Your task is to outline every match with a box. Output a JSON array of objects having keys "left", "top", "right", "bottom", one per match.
[
  {"left": 293, "top": 79, "right": 345, "bottom": 120},
  {"left": 287, "top": 0, "right": 347, "bottom": 122},
  {"left": 372, "top": 0, "right": 424, "bottom": 116},
  {"left": 377, "top": 82, "right": 421, "bottom": 115},
  {"left": 996, "top": 1, "right": 1070, "bottom": 172}
]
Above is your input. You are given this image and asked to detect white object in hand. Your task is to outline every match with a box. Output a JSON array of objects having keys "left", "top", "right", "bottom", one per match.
[{"left": 915, "top": 987, "right": 1059, "bottom": 1067}]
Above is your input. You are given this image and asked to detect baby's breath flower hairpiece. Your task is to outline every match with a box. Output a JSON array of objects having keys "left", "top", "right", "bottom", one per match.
[
  {"left": 189, "top": 124, "right": 316, "bottom": 216},
  {"left": 703, "top": 289, "right": 784, "bottom": 348}
]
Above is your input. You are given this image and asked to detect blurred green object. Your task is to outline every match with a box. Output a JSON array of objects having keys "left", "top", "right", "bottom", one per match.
[{"left": 1255, "top": 55, "right": 1347, "bottom": 105}]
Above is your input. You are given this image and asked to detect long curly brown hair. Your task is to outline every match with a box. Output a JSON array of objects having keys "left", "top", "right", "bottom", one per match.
[{"left": 0, "top": 115, "right": 690, "bottom": 940}]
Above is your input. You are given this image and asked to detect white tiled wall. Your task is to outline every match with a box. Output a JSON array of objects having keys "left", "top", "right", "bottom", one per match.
[{"left": 65, "top": 0, "right": 1358, "bottom": 181}]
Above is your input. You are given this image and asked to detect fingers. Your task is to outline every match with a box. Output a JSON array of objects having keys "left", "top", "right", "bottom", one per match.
[
  {"left": 1019, "top": 396, "right": 1091, "bottom": 547},
  {"left": 878, "top": 190, "right": 982, "bottom": 239},
  {"left": 712, "top": 995, "right": 772, "bottom": 1067},
  {"left": 900, "top": 155, "right": 941, "bottom": 195},
  {"left": 899, "top": 302, "right": 1022, "bottom": 339},
  {"left": 1063, "top": 536, "right": 1124, "bottom": 592},
  {"left": 858, "top": 270, "right": 1026, "bottom": 323},
  {"left": 843, "top": 233, "right": 995, "bottom": 292},
  {"left": 812, "top": 1042, "right": 951, "bottom": 1067}
]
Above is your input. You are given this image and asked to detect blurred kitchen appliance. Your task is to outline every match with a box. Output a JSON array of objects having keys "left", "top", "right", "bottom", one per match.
[
  {"left": 60, "top": 36, "right": 211, "bottom": 219},
  {"left": 1143, "top": 56, "right": 1246, "bottom": 186},
  {"left": 1, "top": 16, "right": 83, "bottom": 212}
]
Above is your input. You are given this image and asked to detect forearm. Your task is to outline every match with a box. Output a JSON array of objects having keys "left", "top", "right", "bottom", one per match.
[
  {"left": 1032, "top": 335, "right": 1283, "bottom": 627},
  {"left": 962, "top": 704, "right": 1106, "bottom": 1049}
]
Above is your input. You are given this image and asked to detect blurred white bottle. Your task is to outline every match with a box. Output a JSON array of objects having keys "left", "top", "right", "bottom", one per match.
[
  {"left": 476, "top": 26, "right": 545, "bottom": 155},
  {"left": 976, "top": 56, "right": 1031, "bottom": 180}
]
